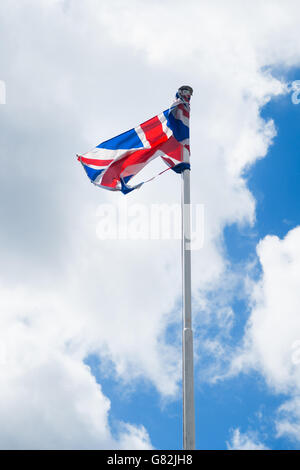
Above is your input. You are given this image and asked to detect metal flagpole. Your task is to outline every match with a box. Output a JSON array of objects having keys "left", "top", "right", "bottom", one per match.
[{"left": 179, "top": 86, "right": 195, "bottom": 450}]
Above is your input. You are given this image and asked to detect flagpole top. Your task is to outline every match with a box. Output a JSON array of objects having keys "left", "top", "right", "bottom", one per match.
[
  {"left": 178, "top": 86, "right": 193, "bottom": 95},
  {"left": 177, "top": 86, "right": 193, "bottom": 104}
]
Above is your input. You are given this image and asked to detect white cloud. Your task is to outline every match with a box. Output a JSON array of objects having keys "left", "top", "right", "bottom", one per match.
[
  {"left": 0, "top": 0, "right": 300, "bottom": 448},
  {"left": 0, "top": 283, "right": 152, "bottom": 449},
  {"left": 231, "top": 227, "right": 300, "bottom": 390},
  {"left": 230, "top": 226, "right": 300, "bottom": 443},
  {"left": 276, "top": 397, "right": 300, "bottom": 443},
  {"left": 227, "top": 428, "right": 268, "bottom": 450},
  {"left": 117, "top": 423, "right": 153, "bottom": 450}
]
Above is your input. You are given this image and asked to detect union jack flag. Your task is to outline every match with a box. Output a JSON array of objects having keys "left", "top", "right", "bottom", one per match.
[{"left": 77, "top": 87, "right": 192, "bottom": 194}]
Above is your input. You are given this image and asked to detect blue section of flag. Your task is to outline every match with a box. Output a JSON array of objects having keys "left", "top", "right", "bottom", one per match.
[
  {"left": 120, "top": 178, "right": 135, "bottom": 194},
  {"left": 96, "top": 128, "right": 144, "bottom": 150},
  {"left": 123, "top": 175, "right": 133, "bottom": 183},
  {"left": 164, "top": 109, "right": 189, "bottom": 142},
  {"left": 83, "top": 164, "right": 104, "bottom": 181},
  {"left": 171, "top": 162, "right": 191, "bottom": 173},
  {"left": 120, "top": 176, "right": 143, "bottom": 194}
]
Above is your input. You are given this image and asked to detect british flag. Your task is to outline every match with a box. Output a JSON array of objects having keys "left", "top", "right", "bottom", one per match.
[{"left": 77, "top": 87, "right": 192, "bottom": 194}]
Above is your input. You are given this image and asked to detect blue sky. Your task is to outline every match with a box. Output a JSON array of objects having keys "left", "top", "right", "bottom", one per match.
[{"left": 1, "top": 0, "right": 300, "bottom": 450}]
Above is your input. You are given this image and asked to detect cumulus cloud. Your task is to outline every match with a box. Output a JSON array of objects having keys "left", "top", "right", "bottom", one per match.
[
  {"left": 230, "top": 226, "right": 300, "bottom": 443},
  {"left": 0, "top": 283, "right": 152, "bottom": 449},
  {"left": 227, "top": 428, "right": 268, "bottom": 450},
  {"left": 0, "top": 0, "right": 300, "bottom": 448},
  {"left": 231, "top": 227, "right": 300, "bottom": 388}
]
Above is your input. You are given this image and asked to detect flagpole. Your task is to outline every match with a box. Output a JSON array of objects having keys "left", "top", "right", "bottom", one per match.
[{"left": 179, "top": 86, "right": 195, "bottom": 450}]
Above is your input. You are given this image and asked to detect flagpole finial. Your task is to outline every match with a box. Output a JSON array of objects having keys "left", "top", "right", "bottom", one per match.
[
  {"left": 178, "top": 85, "right": 193, "bottom": 95},
  {"left": 177, "top": 86, "right": 193, "bottom": 104}
]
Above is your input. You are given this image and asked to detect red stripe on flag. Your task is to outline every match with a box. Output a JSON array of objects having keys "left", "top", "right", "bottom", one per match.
[
  {"left": 100, "top": 136, "right": 182, "bottom": 189},
  {"left": 177, "top": 103, "right": 189, "bottom": 118},
  {"left": 101, "top": 148, "right": 156, "bottom": 187},
  {"left": 140, "top": 115, "right": 168, "bottom": 147},
  {"left": 78, "top": 155, "right": 113, "bottom": 166}
]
